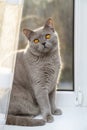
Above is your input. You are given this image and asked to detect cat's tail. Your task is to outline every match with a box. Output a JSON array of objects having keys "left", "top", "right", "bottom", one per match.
[{"left": 6, "top": 115, "right": 45, "bottom": 126}]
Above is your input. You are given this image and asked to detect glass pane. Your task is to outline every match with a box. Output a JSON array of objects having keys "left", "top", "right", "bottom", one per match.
[{"left": 19, "top": 0, "right": 74, "bottom": 91}]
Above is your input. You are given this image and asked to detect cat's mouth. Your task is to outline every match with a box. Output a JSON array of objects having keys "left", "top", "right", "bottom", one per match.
[
  {"left": 42, "top": 46, "right": 51, "bottom": 53},
  {"left": 43, "top": 45, "right": 49, "bottom": 50},
  {"left": 38, "top": 45, "right": 51, "bottom": 53},
  {"left": 44, "top": 46, "right": 47, "bottom": 48}
]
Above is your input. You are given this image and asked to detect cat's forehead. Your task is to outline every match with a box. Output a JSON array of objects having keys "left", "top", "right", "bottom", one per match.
[
  {"left": 34, "top": 26, "right": 44, "bottom": 32},
  {"left": 33, "top": 26, "right": 50, "bottom": 36},
  {"left": 33, "top": 26, "right": 45, "bottom": 36}
]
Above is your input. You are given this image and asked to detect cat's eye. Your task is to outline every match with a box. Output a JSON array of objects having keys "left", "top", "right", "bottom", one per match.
[
  {"left": 45, "top": 34, "right": 51, "bottom": 39},
  {"left": 34, "top": 39, "right": 39, "bottom": 44}
]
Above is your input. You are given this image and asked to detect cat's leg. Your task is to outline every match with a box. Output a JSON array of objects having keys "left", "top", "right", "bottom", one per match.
[
  {"left": 49, "top": 89, "right": 62, "bottom": 115},
  {"left": 35, "top": 90, "right": 54, "bottom": 123},
  {"left": 8, "top": 85, "right": 39, "bottom": 116}
]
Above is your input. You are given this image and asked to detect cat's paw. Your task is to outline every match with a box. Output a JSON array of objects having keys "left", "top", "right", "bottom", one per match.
[
  {"left": 52, "top": 108, "right": 62, "bottom": 115},
  {"left": 44, "top": 114, "right": 54, "bottom": 123}
]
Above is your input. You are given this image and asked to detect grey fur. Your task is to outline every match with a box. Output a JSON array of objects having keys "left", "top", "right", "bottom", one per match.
[{"left": 6, "top": 18, "right": 62, "bottom": 126}]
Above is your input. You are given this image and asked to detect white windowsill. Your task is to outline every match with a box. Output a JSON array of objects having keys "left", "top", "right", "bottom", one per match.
[
  {"left": 0, "top": 92, "right": 87, "bottom": 130},
  {"left": 1, "top": 107, "right": 87, "bottom": 130}
]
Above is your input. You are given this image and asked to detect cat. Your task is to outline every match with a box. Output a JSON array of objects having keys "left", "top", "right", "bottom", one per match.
[{"left": 6, "top": 18, "right": 62, "bottom": 126}]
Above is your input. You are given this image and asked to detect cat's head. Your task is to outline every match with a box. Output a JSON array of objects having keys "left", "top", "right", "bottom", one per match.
[{"left": 23, "top": 18, "right": 58, "bottom": 55}]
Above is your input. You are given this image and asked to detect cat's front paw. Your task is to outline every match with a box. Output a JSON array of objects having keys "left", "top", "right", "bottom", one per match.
[
  {"left": 52, "top": 108, "right": 62, "bottom": 115},
  {"left": 44, "top": 114, "right": 54, "bottom": 123}
]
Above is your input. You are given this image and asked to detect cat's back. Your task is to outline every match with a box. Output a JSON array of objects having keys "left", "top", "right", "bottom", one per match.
[{"left": 13, "top": 49, "right": 27, "bottom": 86}]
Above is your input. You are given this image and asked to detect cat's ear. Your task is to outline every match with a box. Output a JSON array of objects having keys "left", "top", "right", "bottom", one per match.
[
  {"left": 44, "top": 18, "right": 55, "bottom": 31},
  {"left": 23, "top": 29, "right": 34, "bottom": 39}
]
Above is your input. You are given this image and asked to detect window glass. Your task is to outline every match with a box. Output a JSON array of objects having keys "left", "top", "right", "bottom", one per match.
[{"left": 19, "top": 0, "right": 74, "bottom": 91}]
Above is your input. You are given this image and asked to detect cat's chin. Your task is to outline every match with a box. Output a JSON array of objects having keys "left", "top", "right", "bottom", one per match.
[
  {"left": 42, "top": 48, "right": 50, "bottom": 53},
  {"left": 37, "top": 47, "right": 50, "bottom": 54},
  {"left": 43, "top": 45, "right": 53, "bottom": 52}
]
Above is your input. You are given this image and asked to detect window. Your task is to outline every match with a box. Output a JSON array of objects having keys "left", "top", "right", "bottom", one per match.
[
  {"left": 75, "top": 0, "right": 87, "bottom": 107},
  {"left": 19, "top": 0, "right": 74, "bottom": 91},
  {"left": 0, "top": 0, "right": 87, "bottom": 129}
]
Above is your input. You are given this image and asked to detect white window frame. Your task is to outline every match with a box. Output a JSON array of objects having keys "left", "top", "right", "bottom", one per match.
[{"left": 57, "top": 0, "right": 87, "bottom": 108}]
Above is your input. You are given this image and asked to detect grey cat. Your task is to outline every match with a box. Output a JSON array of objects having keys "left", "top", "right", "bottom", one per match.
[{"left": 6, "top": 18, "right": 62, "bottom": 126}]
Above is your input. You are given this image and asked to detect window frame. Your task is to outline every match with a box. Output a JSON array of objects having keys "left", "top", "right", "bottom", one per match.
[
  {"left": 57, "top": 0, "right": 75, "bottom": 107},
  {"left": 75, "top": 0, "right": 87, "bottom": 107},
  {"left": 57, "top": 0, "right": 87, "bottom": 107}
]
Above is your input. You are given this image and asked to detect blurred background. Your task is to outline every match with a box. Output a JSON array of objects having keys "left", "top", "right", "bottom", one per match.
[{"left": 19, "top": 0, "right": 74, "bottom": 90}]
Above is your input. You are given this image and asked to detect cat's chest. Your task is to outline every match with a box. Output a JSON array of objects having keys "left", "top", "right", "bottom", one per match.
[
  {"left": 34, "top": 56, "right": 59, "bottom": 91},
  {"left": 25, "top": 54, "right": 60, "bottom": 92},
  {"left": 31, "top": 55, "right": 58, "bottom": 70},
  {"left": 29, "top": 54, "right": 59, "bottom": 81}
]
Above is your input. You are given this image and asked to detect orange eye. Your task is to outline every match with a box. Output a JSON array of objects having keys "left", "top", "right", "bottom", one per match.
[
  {"left": 45, "top": 34, "right": 51, "bottom": 39},
  {"left": 34, "top": 39, "right": 39, "bottom": 44}
]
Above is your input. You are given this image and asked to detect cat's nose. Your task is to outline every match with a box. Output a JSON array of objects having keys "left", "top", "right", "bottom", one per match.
[{"left": 42, "top": 42, "right": 46, "bottom": 46}]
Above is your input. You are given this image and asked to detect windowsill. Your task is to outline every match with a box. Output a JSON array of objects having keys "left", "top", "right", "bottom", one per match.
[
  {"left": 0, "top": 92, "right": 87, "bottom": 130},
  {"left": 1, "top": 107, "right": 87, "bottom": 130}
]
